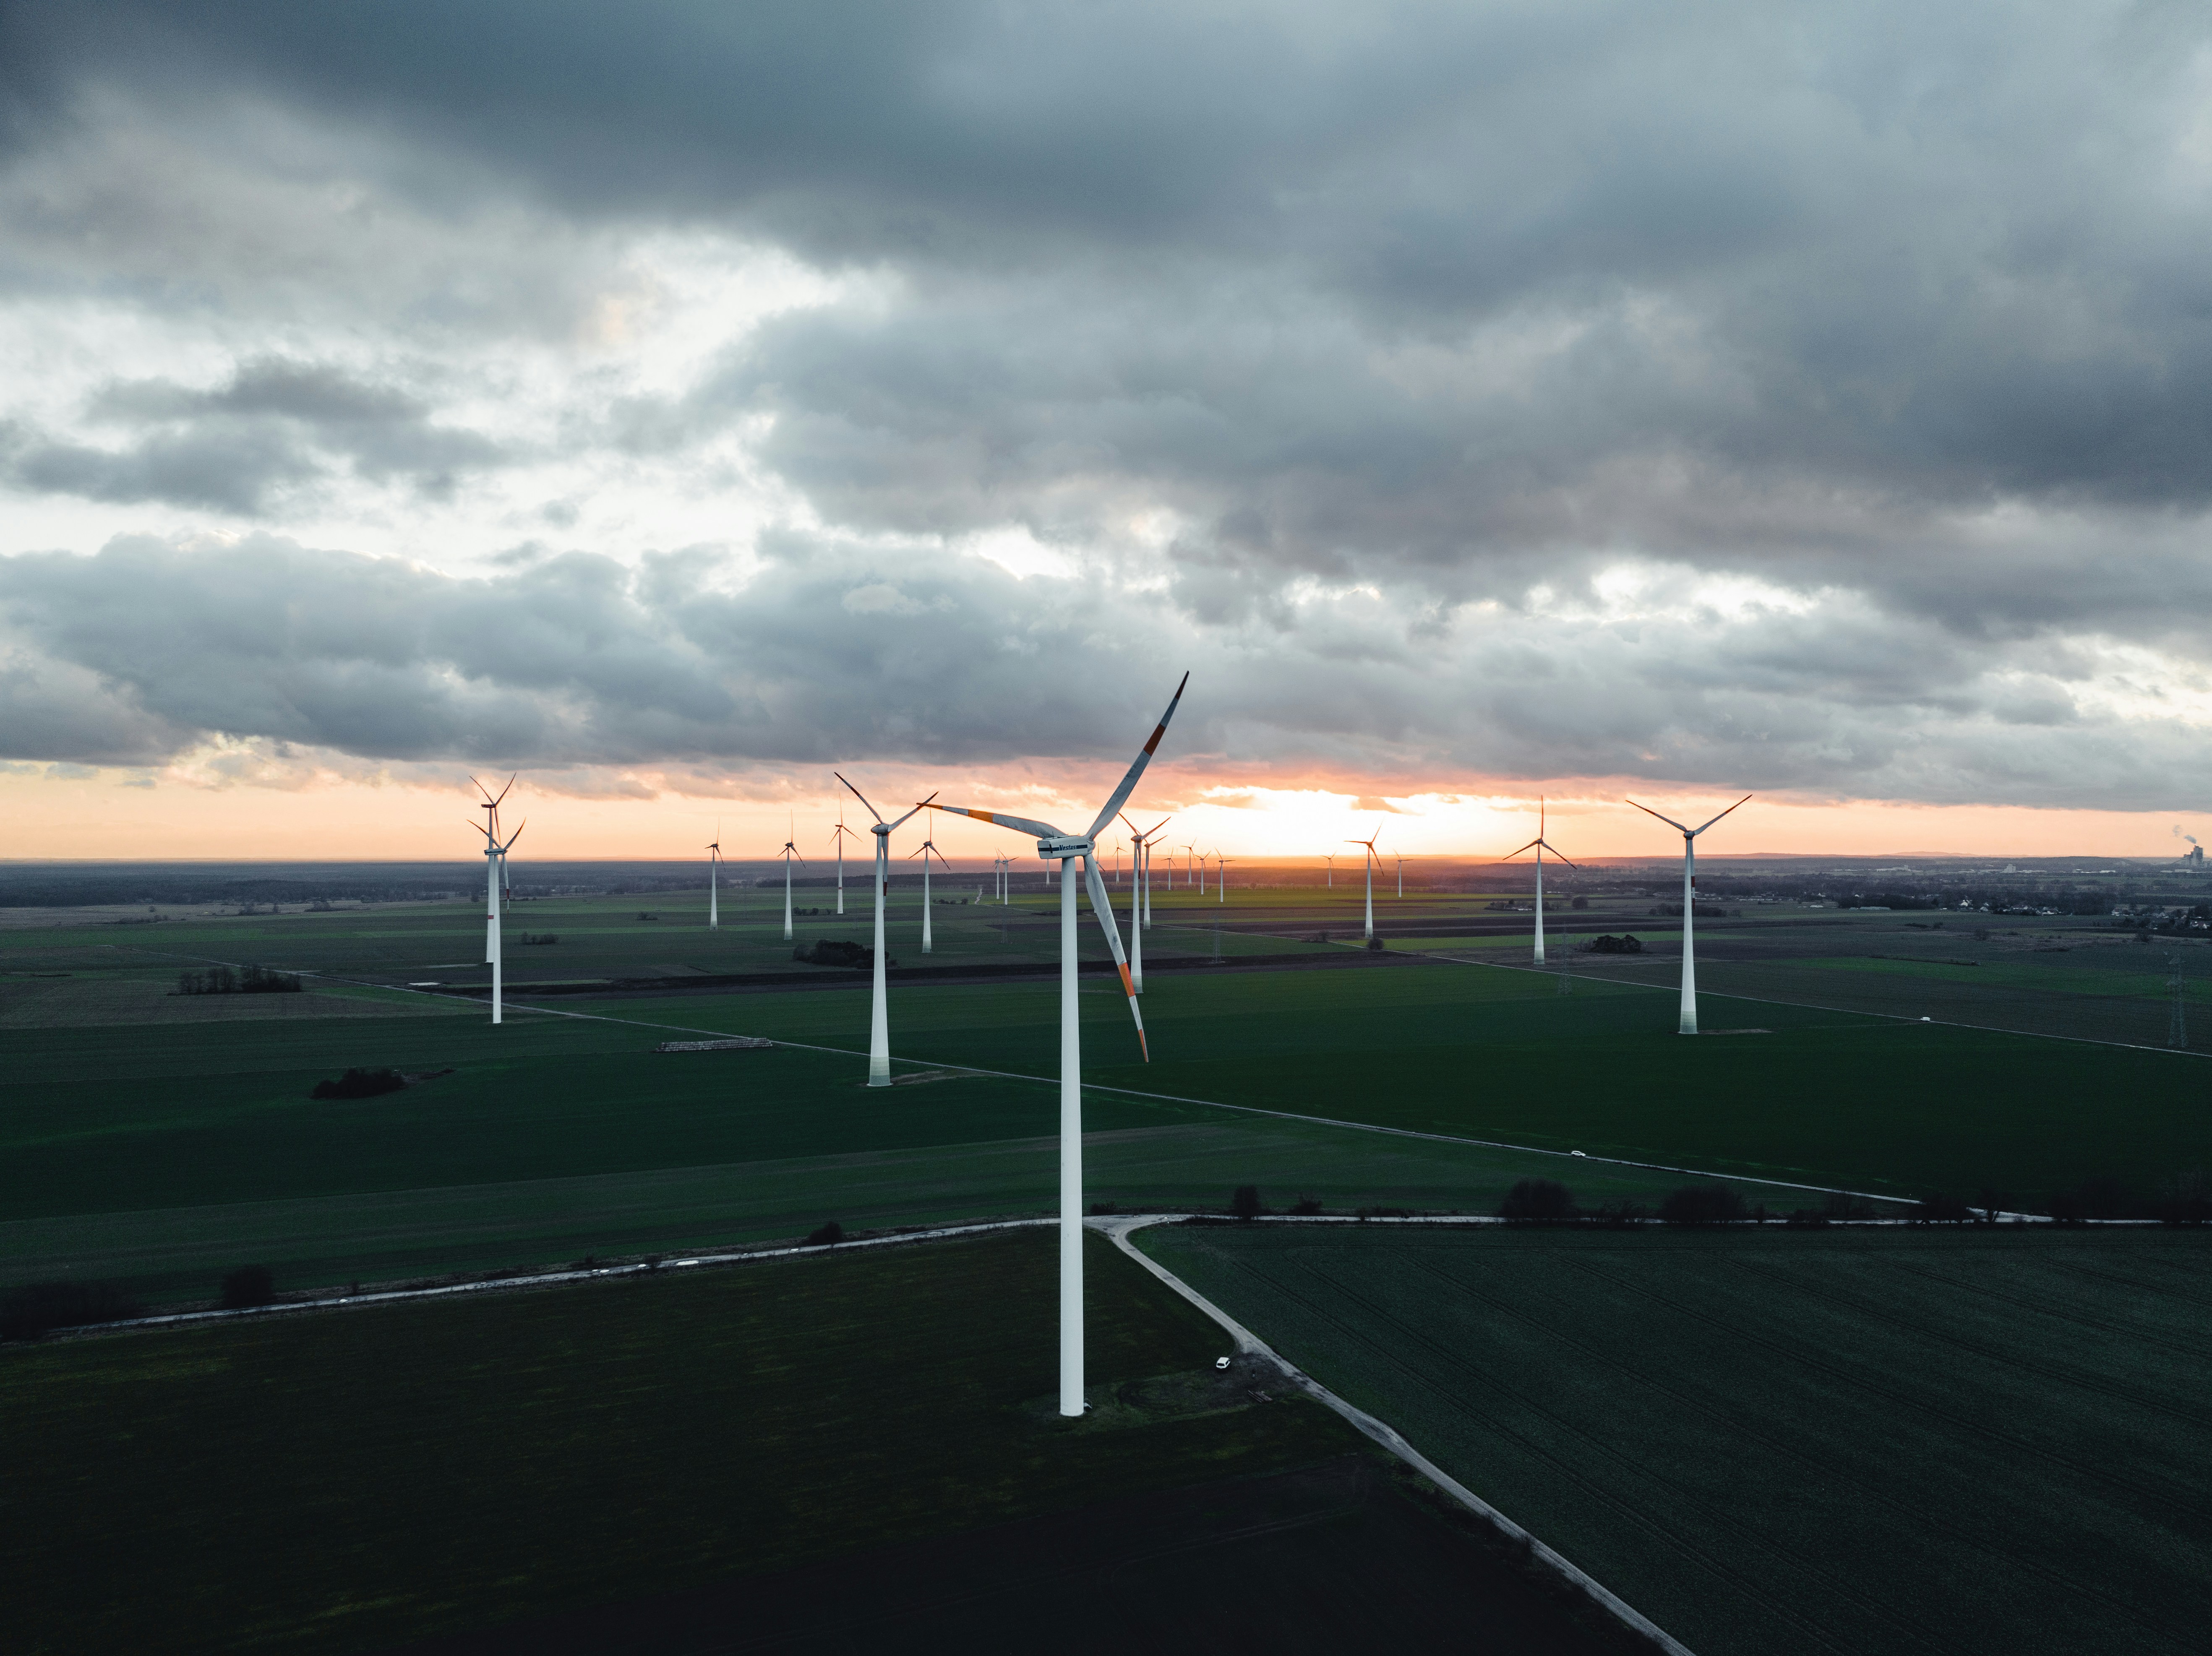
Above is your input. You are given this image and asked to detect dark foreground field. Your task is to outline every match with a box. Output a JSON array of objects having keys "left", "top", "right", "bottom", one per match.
[
  {"left": 1142, "top": 1222, "right": 2212, "bottom": 1656},
  {"left": 0, "top": 1228, "right": 1639, "bottom": 1655}
]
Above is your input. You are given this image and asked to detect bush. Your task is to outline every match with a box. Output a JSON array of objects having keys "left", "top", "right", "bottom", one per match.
[
  {"left": 1498, "top": 1178, "right": 1578, "bottom": 1221},
  {"left": 806, "top": 1221, "right": 845, "bottom": 1246},
  {"left": 2158, "top": 1172, "right": 2212, "bottom": 1226},
  {"left": 793, "top": 940, "right": 889, "bottom": 969},
  {"left": 1570, "top": 896, "right": 1589, "bottom": 910},
  {"left": 1365, "top": 935, "right": 1385, "bottom": 951},
  {"left": 1909, "top": 1193, "right": 1976, "bottom": 1224},
  {"left": 1585, "top": 934, "right": 1644, "bottom": 954},
  {"left": 0, "top": 1280, "right": 144, "bottom": 1341},
  {"left": 1290, "top": 1195, "right": 1325, "bottom": 1216},
  {"left": 220, "top": 1265, "right": 275, "bottom": 1309},
  {"left": 1230, "top": 1185, "right": 1263, "bottom": 1221},
  {"left": 1785, "top": 1208, "right": 1830, "bottom": 1228},
  {"left": 1659, "top": 1185, "right": 1748, "bottom": 1225},
  {"left": 1590, "top": 1200, "right": 1645, "bottom": 1228},
  {"left": 310, "top": 1067, "right": 407, "bottom": 1101}
]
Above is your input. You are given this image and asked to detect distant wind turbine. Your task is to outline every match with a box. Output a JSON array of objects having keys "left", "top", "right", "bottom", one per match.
[
  {"left": 1502, "top": 797, "right": 1577, "bottom": 966},
  {"left": 1347, "top": 823, "right": 1383, "bottom": 940},
  {"left": 1120, "top": 814, "right": 1171, "bottom": 992},
  {"left": 466, "top": 805, "right": 524, "bottom": 1026},
  {"left": 925, "top": 672, "right": 1188, "bottom": 1417},
  {"left": 837, "top": 775, "right": 936, "bottom": 1086},
  {"left": 1626, "top": 794, "right": 1751, "bottom": 1034},
  {"left": 777, "top": 817, "right": 804, "bottom": 941},
  {"left": 831, "top": 810, "right": 858, "bottom": 916},
  {"left": 908, "top": 832, "right": 951, "bottom": 953},
  {"left": 1324, "top": 852, "right": 1333, "bottom": 890},
  {"left": 471, "top": 775, "right": 516, "bottom": 964},
  {"left": 706, "top": 821, "right": 722, "bottom": 930},
  {"left": 1216, "top": 851, "right": 1231, "bottom": 901}
]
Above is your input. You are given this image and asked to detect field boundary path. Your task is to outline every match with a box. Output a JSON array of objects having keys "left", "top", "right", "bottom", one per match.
[{"left": 1101, "top": 1213, "right": 1696, "bottom": 1656}]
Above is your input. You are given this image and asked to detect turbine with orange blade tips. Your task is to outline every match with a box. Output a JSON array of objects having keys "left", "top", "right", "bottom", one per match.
[
  {"left": 835, "top": 775, "right": 936, "bottom": 1086},
  {"left": 775, "top": 815, "right": 804, "bottom": 941},
  {"left": 1502, "top": 797, "right": 1577, "bottom": 966},
  {"left": 923, "top": 670, "right": 1189, "bottom": 1419},
  {"left": 705, "top": 820, "right": 723, "bottom": 930},
  {"left": 1626, "top": 793, "right": 1751, "bottom": 1034},
  {"left": 1347, "top": 822, "right": 1384, "bottom": 940}
]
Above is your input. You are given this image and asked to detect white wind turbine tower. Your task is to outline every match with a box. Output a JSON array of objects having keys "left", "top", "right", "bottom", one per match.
[
  {"left": 471, "top": 776, "right": 516, "bottom": 963},
  {"left": 926, "top": 672, "right": 1187, "bottom": 1418},
  {"left": 1627, "top": 794, "right": 1751, "bottom": 1035},
  {"left": 1216, "top": 851, "right": 1231, "bottom": 901},
  {"left": 1502, "top": 797, "right": 1577, "bottom": 966},
  {"left": 777, "top": 817, "right": 804, "bottom": 941},
  {"left": 706, "top": 821, "right": 722, "bottom": 930},
  {"left": 1324, "top": 852, "right": 1334, "bottom": 890},
  {"left": 908, "top": 832, "right": 951, "bottom": 953},
  {"left": 467, "top": 805, "right": 524, "bottom": 1025},
  {"left": 1119, "top": 814, "right": 1170, "bottom": 992},
  {"left": 830, "top": 809, "right": 859, "bottom": 916},
  {"left": 837, "top": 776, "right": 936, "bottom": 1085},
  {"left": 1347, "top": 824, "right": 1384, "bottom": 940},
  {"left": 1394, "top": 854, "right": 1407, "bottom": 898}
]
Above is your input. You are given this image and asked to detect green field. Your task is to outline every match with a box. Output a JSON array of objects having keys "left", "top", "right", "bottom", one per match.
[
  {"left": 1140, "top": 1222, "right": 2212, "bottom": 1656},
  {"left": 7, "top": 888, "right": 2211, "bottom": 1310},
  {"left": 0, "top": 1228, "right": 1632, "bottom": 1655}
]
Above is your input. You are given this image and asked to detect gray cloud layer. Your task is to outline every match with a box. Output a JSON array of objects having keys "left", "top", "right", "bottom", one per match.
[{"left": 2, "top": 1, "right": 2210, "bottom": 805}]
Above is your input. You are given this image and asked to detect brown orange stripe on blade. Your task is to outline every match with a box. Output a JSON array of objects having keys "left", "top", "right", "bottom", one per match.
[{"left": 1117, "top": 963, "right": 1135, "bottom": 997}]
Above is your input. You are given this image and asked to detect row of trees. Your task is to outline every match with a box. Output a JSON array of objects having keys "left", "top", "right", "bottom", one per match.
[{"left": 174, "top": 964, "right": 301, "bottom": 995}]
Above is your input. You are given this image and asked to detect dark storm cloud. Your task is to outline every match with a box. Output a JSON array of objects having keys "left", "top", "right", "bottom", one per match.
[
  {"left": 3, "top": 1, "right": 2212, "bottom": 803},
  {"left": 1, "top": 360, "right": 507, "bottom": 514},
  {"left": 0, "top": 534, "right": 2197, "bottom": 810}
]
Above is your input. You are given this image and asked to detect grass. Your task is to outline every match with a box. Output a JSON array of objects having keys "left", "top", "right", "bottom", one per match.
[
  {"left": 1140, "top": 1221, "right": 2212, "bottom": 1656},
  {"left": 1, "top": 1228, "right": 1374, "bottom": 1654}
]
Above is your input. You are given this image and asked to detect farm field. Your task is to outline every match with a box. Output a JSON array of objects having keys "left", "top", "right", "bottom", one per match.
[
  {"left": 9, "top": 885, "right": 2212, "bottom": 1308},
  {"left": 1139, "top": 1222, "right": 2212, "bottom": 1656},
  {"left": 0, "top": 1227, "right": 1634, "bottom": 1656}
]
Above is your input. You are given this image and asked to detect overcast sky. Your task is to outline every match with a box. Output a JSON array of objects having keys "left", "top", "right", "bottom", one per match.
[{"left": 3, "top": 1, "right": 2210, "bottom": 856}]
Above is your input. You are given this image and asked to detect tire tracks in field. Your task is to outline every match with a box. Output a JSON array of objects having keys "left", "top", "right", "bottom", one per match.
[
  {"left": 1175, "top": 1237, "right": 1895, "bottom": 1656},
  {"left": 1715, "top": 1253, "right": 2212, "bottom": 1439},
  {"left": 2016, "top": 1251, "right": 2212, "bottom": 1312},
  {"left": 1869, "top": 1257, "right": 2212, "bottom": 1364},
  {"left": 1557, "top": 1251, "right": 2212, "bottom": 1533},
  {"left": 1397, "top": 1251, "right": 2202, "bottom": 1653}
]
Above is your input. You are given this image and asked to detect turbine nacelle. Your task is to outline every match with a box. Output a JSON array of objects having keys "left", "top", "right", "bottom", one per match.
[{"left": 1036, "top": 836, "right": 1095, "bottom": 859}]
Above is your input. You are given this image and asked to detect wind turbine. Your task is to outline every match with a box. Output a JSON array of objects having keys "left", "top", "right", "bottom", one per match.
[
  {"left": 1216, "top": 851, "right": 1231, "bottom": 902},
  {"left": 830, "top": 809, "right": 858, "bottom": 916},
  {"left": 908, "top": 832, "right": 951, "bottom": 953},
  {"left": 1626, "top": 794, "right": 1751, "bottom": 1035},
  {"left": 1347, "top": 823, "right": 1383, "bottom": 940},
  {"left": 1324, "top": 852, "right": 1334, "bottom": 890},
  {"left": 924, "top": 672, "right": 1188, "bottom": 1418},
  {"left": 837, "top": 776, "right": 936, "bottom": 1086},
  {"left": 1394, "top": 854, "right": 1407, "bottom": 898},
  {"left": 471, "top": 775, "right": 515, "bottom": 964},
  {"left": 1119, "top": 814, "right": 1171, "bottom": 992},
  {"left": 706, "top": 820, "right": 722, "bottom": 930},
  {"left": 1502, "top": 797, "right": 1577, "bottom": 966},
  {"left": 777, "top": 817, "right": 804, "bottom": 941},
  {"left": 467, "top": 807, "right": 524, "bottom": 1025}
]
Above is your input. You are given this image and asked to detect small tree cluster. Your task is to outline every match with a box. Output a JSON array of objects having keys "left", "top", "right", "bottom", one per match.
[
  {"left": 1498, "top": 1178, "right": 1578, "bottom": 1221},
  {"left": 1659, "top": 1185, "right": 1748, "bottom": 1225},
  {"left": 806, "top": 1220, "right": 845, "bottom": 1245},
  {"left": 1, "top": 1280, "right": 143, "bottom": 1341},
  {"left": 793, "top": 940, "right": 889, "bottom": 969},
  {"left": 175, "top": 963, "right": 302, "bottom": 995},
  {"left": 1583, "top": 934, "right": 1644, "bottom": 954},
  {"left": 220, "top": 1265, "right": 275, "bottom": 1310}
]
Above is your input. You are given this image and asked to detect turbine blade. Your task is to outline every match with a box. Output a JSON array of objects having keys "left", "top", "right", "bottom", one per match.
[
  {"left": 833, "top": 773, "right": 885, "bottom": 825},
  {"left": 1083, "top": 671, "right": 1190, "bottom": 842},
  {"left": 1625, "top": 798, "right": 1693, "bottom": 835},
  {"left": 928, "top": 802, "right": 1064, "bottom": 840},
  {"left": 1083, "top": 854, "right": 1149, "bottom": 1062},
  {"left": 1501, "top": 838, "right": 1542, "bottom": 859},
  {"left": 1539, "top": 841, "right": 1581, "bottom": 869},
  {"left": 885, "top": 790, "right": 939, "bottom": 831},
  {"left": 1690, "top": 794, "right": 1754, "bottom": 837}
]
